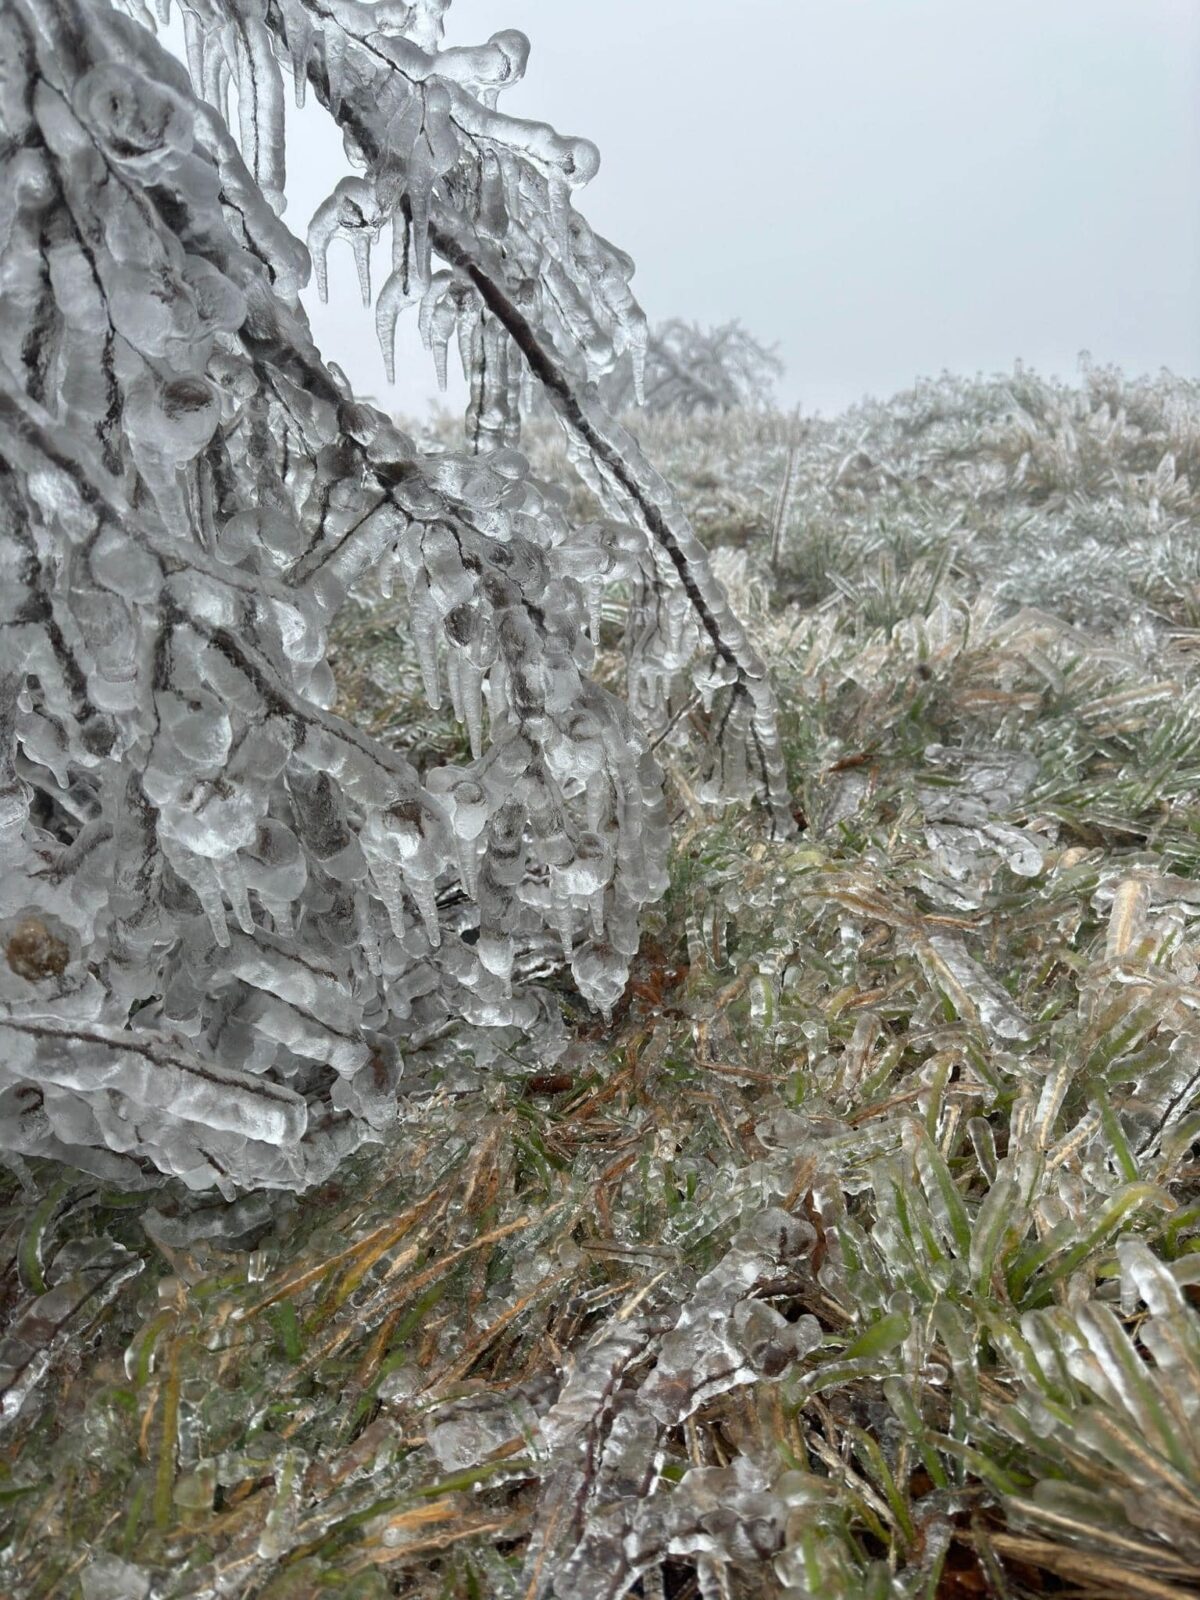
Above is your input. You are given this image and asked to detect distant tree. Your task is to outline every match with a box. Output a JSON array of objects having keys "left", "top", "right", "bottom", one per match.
[
  {"left": 601, "top": 319, "right": 785, "bottom": 415},
  {"left": 0, "top": 0, "right": 792, "bottom": 1191}
]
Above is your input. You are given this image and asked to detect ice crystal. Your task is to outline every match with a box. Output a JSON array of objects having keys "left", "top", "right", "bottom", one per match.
[{"left": 0, "top": 0, "right": 791, "bottom": 1193}]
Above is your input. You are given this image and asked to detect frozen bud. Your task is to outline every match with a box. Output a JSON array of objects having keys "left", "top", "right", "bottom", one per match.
[
  {"left": 450, "top": 778, "right": 489, "bottom": 839},
  {"left": 72, "top": 588, "right": 136, "bottom": 686},
  {"left": 500, "top": 538, "right": 548, "bottom": 600},
  {"left": 494, "top": 733, "right": 535, "bottom": 783},
  {"left": 477, "top": 929, "right": 514, "bottom": 981},
  {"left": 6, "top": 915, "right": 71, "bottom": 983},
  {"left": 107, "top": 263, "right": 199, "bottom": 357},
  {"left": 241, "top": 819, "right": 307, "bottom": 902},
  {"left": 310, "top": 888, "right": 358, "bottom": 950},
  {"left": 75, "top": 62, "right": 192, "bottom": 161},
  {"left": 379, "top": 797, "right": 439, "bottom": 860},
  {"left": 487, "top": 29, "right": 530, "bottom": 86},
  {"left": 125, "top": 372, "right": 220, "bottom": 464},
  {"left": 181, "top": 255, "right": 247, "bottom": 335},
  {"left": 497, "top": 607, "right": 538, "bottom": 667},
  {"left": 290, "top": 773, "right": 362, "bottom": 875},
  {"left": 88, "top": 525, "right": 163, "bottom": 605},
  {"left": 558, "top": 832, "right": 612, "bottom": 896},
  {"left": 730, "top": 1299, "right": 821, "bottom": 1379},
  {"left": 571, "top": 940, "right": 626, "bottom": 1014},
  {"left": 231, "top": 720, "right": 293, "bottom": 784},
  {"left": 9, "top": 146, "right": 55, "bottom": 213},
  {"left": 485, "top": 798, "right": 527, "bottom": 885},
  {"left": 487, "top": 445, "right": 529, "bottom": 483},
  {"left": 155, "top": 688, "right": 232, "bottom": 771},
  {"left": 422, "top": 523, "right": 473, "bottom": 609},
  {"left": 443, "top": 603, "right": 495, "bottom": 668}
]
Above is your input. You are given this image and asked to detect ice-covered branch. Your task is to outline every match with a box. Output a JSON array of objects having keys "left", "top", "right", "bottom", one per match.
[
  {"left": 0, "top": 0, "right": 675, "bottom": 1190},
  {"left": 236, "top": 0, "right": 796, "bottom": 834}
]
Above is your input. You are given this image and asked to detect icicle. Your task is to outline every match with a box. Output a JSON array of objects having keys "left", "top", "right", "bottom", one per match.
[
  {"left": 375, "top": 270, "right": 416, "bottom": 385},
  {"left": 403, "top": 867, "right": 440, "bottom": 948},
  {"left": 418, "top": 274, "right": 460, "bottom": 392},
  {"left": 445, "top": 648, "right": 465, "bottom": 725},
  {"left": 391, "top": 207, "right": 410, "bottom": 273},
  {"left": 191, "top": 858, "right": 231, "bottom": 949},
  {"left": 264, "top": 898, "right": 294, "bottom": 939},
  {"left": 458, "top": 297, "right": 482, "bottom": 390},
  {"left": 407, "top": 184, "right": 432, "bottom": 290},
  {"left": 181, "top": 10, "right": 207, "bottom": 100},
  {"left": 233, "top": 18, "right": 286, "bottom": 212},
  {"left": 308, "top": 198, "right": 336, "bottom": 304},
  {"left": 586, "top": 579, "right": 603, "bottom": 645},
  {"left": 477, "top": 146, "right": 508, "bottom": 237},
  {"left": 551, "top": 886, "right": 575, "bottom": 959},
  {"left": 210, "top": 854, "right": 251, "bottom": 934},
  {"left": 288, "top": 12, "right": 315, "bottom": 108},
  {"left": 460, "top": 661, "right": 484, "bottom": 757},
  {"left": 585, "top": 773, "right": 607, "bottom": 835},
  {"left": 630, "top": 310, "right": 648, "bottom": 406},
  {"left": 455, "top": 832, "right": 480, "bottom": 898},
  {"left": 547, "top": 176, "right": 572, "bottom": 263},
  {"left": 410, "top": 584, "right": 442, "bottom": 708},
  {"left": 376, "top": 545, "right": 398, "bottom": 600},
  {"left": 324, "top": 25, "right": 346, "bottom": 114},
  {"left": 350, "top": 228, "right": 372, "bottom": 306},
  {"left": 206, "top": 28, "right": 234, "bottom": 127},
  {"left": 306, "top": 178, "right": 382, "bottom": 306},
  {"left": 369, "top": 854, "right": 408, "bottom": 940}
]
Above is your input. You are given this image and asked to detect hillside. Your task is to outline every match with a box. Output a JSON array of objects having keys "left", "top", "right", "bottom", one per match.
[{"left": 6, "top": 362, "right": 1200, "bottom": 1600}]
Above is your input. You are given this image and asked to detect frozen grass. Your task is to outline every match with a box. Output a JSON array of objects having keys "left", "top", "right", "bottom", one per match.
[{"left": 6, "top": 364, "right": 1200, "bottom": 1598}]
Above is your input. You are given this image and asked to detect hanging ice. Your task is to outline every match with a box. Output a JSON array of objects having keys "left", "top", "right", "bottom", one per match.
[{"left": 0, "top": 0, "right": 793, "bottom": 1198}]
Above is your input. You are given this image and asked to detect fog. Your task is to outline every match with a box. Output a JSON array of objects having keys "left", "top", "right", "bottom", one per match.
[{"left": 174, "top": 0, "right": 1200, "bottom": 418}]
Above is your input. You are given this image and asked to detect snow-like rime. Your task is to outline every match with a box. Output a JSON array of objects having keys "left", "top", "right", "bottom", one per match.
[{"left": 0, "top": 0, "right": 792, "bottom": 1191}]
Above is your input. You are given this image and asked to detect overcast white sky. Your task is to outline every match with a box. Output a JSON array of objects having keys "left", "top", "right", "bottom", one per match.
[{"left": 196, "top": 0, "right": 1200, "bottom": 418}]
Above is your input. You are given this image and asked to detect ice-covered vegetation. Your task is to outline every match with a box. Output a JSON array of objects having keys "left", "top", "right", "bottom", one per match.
[
  {"left": 597, "top": 319, "right": 784, "bottom": 417},
  {"left": 0, "top": 0, "right": 793, "bottom": 1195},
  {"left": 7, "top": 361, "right": 1200, "bottom": 1598}
]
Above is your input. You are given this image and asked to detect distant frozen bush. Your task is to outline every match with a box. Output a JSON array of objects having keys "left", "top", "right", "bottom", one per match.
[
  {"left": 0, "top": 0, "right": 792, "bottom": 1192},
  {"left": 601, "top": 318, "right": 784, "bottom": 415}
]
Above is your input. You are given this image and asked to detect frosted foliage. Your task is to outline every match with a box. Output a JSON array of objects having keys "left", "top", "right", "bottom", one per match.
[
  {"left": 0, "top": 0, "right": 790, "bottom": 1193},
  {"left": 524, "top": 1208, "right": 820, "bottom": 1600},
  {"left": 599, "top": 318, "right": 785, "bottom": 417}
]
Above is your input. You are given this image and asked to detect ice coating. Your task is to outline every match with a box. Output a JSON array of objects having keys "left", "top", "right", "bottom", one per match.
[
  {"left": 515, "top": 1207, "right": 820, "bottom": 1599},
  {"left": 157, "top": 0, "right": 793, "bottom": 828},
  {"left": 0, "top": 0, "right": 790, "bottom": 1193}
]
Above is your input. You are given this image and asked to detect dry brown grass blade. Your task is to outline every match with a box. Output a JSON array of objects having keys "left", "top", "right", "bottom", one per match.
[
  {"left": 970, "top": 1531, "right": 1200, "bottom": 1600},
  {"left": 289, "top": 1210, "right": 548, "bottom": 1381},
  {"left": 240, "top": 1190, "right": 440, "bottom": 1318}
]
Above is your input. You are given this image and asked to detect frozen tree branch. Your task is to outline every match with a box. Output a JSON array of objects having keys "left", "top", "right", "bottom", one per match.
[{"left": 0, "top": 0, "right": 792, "bottom": 1192}]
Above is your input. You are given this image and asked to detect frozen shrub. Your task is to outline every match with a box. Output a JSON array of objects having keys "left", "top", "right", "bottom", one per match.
[
  {"left": 0, "top": 0, "right": 791, "bottom": 1192},
  {"left": 601, "top": 318, "right": 784, "bottom": 415}
]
